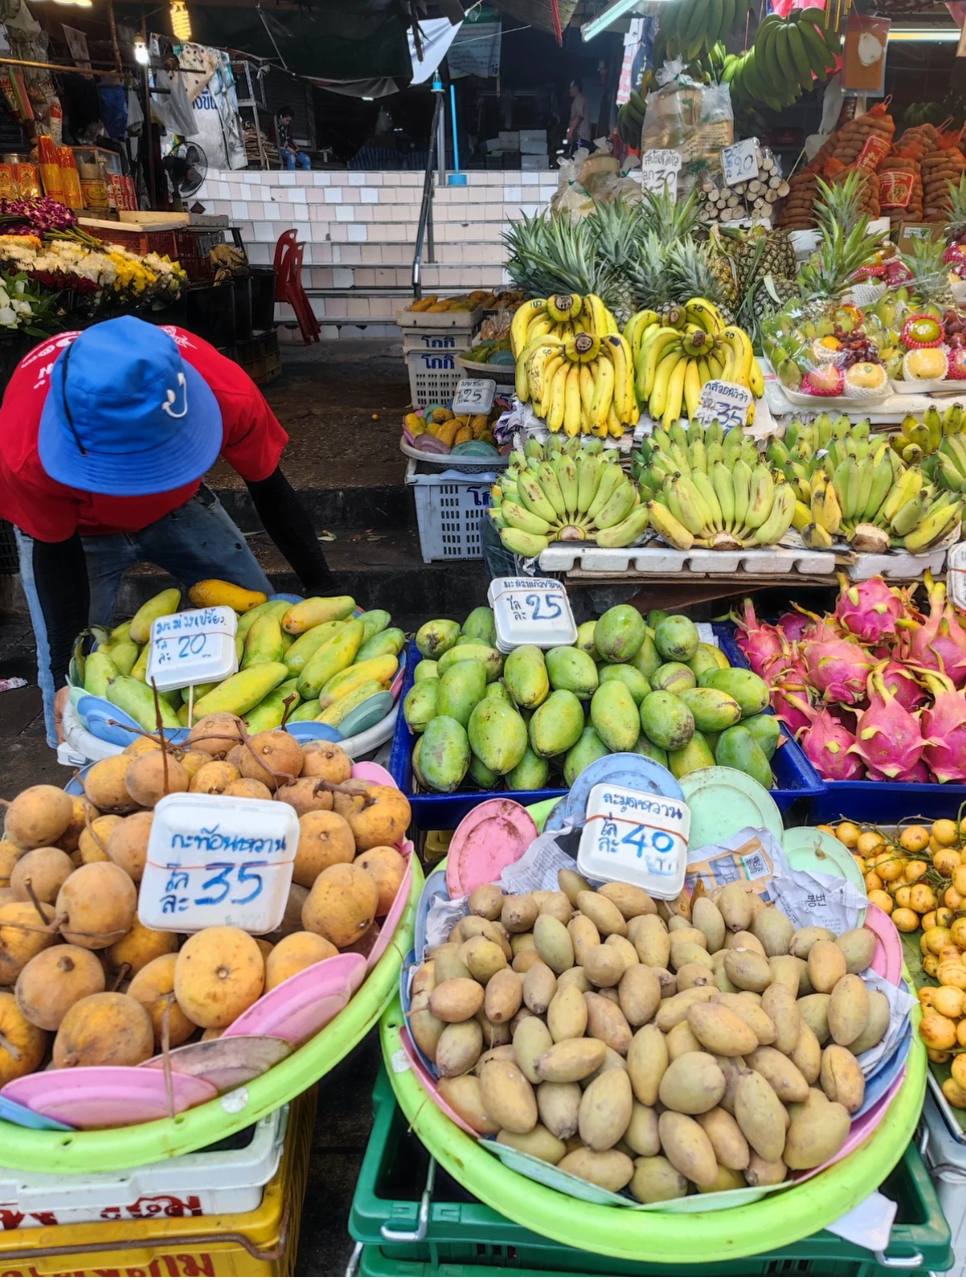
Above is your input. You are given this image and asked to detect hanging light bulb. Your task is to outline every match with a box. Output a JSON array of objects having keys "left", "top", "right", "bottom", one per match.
[
  {"left": 170, "top": 0, "right": 191, "bottom": 40},
  {"left": 133, "top": 35, "right": 150, "bottom": 65}
]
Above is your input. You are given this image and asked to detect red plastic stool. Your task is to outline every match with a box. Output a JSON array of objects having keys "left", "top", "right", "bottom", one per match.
[{"left": 273, "top": 228, "right": 320, "bottom": 344}]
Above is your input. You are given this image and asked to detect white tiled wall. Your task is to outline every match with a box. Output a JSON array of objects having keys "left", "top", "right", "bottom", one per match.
[{"left": 196, "top": 168, "right": 557, "bottom": 335}]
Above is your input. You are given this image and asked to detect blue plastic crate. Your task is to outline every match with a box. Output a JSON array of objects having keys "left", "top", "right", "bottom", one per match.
[
  {"left": 388, "top": 637, "right": 826, "bottom": 830},
  {"left": 715, "top": 623, "right": 966, "bottom": 825}
]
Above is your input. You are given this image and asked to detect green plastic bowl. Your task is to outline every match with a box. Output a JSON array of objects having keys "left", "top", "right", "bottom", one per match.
[
  {"left": 0, "top": 862, "right": 422, "bottom": 1175},
  {"left": 379, "top": 997, "right": 926, "bottom": 1264}
]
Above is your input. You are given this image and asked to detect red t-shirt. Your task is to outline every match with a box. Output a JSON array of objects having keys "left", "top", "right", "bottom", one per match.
[{"left": 0, "top": 326, "right": 288, "bottom": 543}]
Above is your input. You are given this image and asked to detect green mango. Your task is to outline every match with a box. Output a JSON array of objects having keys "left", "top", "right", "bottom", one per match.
[
  {"left": 283, "top": 621, "right": 343, "bottom": 675},
  {"left": 245, "top": 679, "right": 300, "bottom": 733},
  {"left": 634, "top": 736, "right": 668, "bottom": 768},
  {"left": 689, "top": 642, "right": 730, "bottom": 681},
  {"left": 629, "top": 631, "right": 662, "bottom": 681},
  {"left": 715, "top": 724, "right": 773, "bottom": 789},
  {"left": 564, "top": 727, "right": 609, "bottom": 786},
  {"left": 358, "top": 609, "right": 392, "bottom": 643},
  {"left": 357, "top": 627, "right": 406, "bottom": 661},
  {"left": 107, "top": 675, "right": 181, "bottom": 731},
  {"left": 742, "top": 713, "right": 782, "bottom": 761},
  {"left": 653, "top": 615, "right": 699, "bottom": 663},
  {"left": 419, "top": 715, "right": 471, "bottom": 792},
  {"left": 84, "top": 650, "right": 119, "bottom": 699},
  {"left": 415, "top": 619, "right": 461, "bottom": 659},
  {"left": 414, "top": 659, "right": 439, "bottom": 683},
  {"left": 504, "top": 645, "right": 550, "bottom": 710},
  {"left": 647, "top": 610, "right": 669, "bottom": 630},
  {"left": 468, "top": 753, "right": 501, "bottom": 788},
  {"left": 590, "top": 681, "right": 639, "bottom": 753},
  {"left": 599, "top": 664, "right": 650, "bottom": 705},
  {"left": 668, "top": 730, "right": 715, "bottom": 779},
  {"left": 108, "top": 641, "right": 139, "bottom": 678},
  {"left": 639, "top": 690, "right": 695, "bottom": 750},
  {"left": 702, "top": 668, "right": 770, "bottom": 718},
  {"left": 467, "top": 699, "right": 528, "bottom": 774},
  {"left": 545, "top": 646, "right": 599, "bottom": 699},
  {"left": 404, "top": 678, "right": 440, "bottom": 733},
  {"left": 575, "top": 619, "right": 599, "bottom": 660},
  {"left": 461, "top": 606, "right": 497, "bottom": 647},
  {"left": 288, "top": 698, "right": 322, "bottom": 723},
  {"left": 484, "top": 681, "right": 511, "bottom": 705},
  {"left": 506, "top": 747, "right": 551, "bottom": 791},
  {"left": 679, "top": 687, "right": 742, "bottom": 734},
  {"left": 529, "top": 689, "right": 585, "bottom": 758},
  {"left": 297, "top": 620, "right": 365, "bottom": 700},
  {"left": 412, "top": 735, "right": 427, "bottom": 788},
  {"left": 651, "top": 662, "right": 697, "bottom": 696},
  {"left": 437, "top": 643, "right": 503, "bottom": 681},
  {"left": 436, "top": 660, "right": 487, "bottom": 728},
  {"left": 236, "top": 599, "right": 288, "bottom": 644},
  {"left": 594, "top": 605, "right": 646, "bottom": 663},
  {"left": 243, "top": 614, "right": 286, "bottom": 669}
]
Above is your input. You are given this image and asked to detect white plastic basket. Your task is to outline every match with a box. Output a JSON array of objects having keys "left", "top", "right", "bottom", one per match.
[
  {"left": 402, "top": 331, "right": 472, "bottom": 356},
  {"left": 405, "top": 460, "right": 496, "bottom": 562},
  {"left": 406, "top": 349, "right": 465, "bottom": 408},
  {"left": 919, "top": 1091, "right": 966, "bottom": 1274},
  {"left": 0, "top": 1106, "right": 286, "bottom": 1225}
]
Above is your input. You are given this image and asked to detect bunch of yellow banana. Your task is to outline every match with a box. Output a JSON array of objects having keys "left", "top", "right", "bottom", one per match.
[
  {"left": 624, "top": 295, "right": 729, "bottom": 356},
  {"left": 517, "top": 328, "right": 639, "bottom": 439},
  {"left": 511, "top": 292, "right": 619, "bottom": 363}
]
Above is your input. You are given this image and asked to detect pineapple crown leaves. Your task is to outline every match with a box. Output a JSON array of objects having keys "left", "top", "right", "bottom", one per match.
[
  {"left": 945, "top": 174, "right": 966, "bottom": 231},
  {"left": 796, "top": 173, "right": 886, "bottom": 301},
  {"left": 900, "top": 234, "right": 952, "bottom": 306}
]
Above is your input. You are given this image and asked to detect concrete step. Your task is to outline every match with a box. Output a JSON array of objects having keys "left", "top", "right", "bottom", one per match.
[
  {"left": 304, "top": 242, "right": 505, "bottom": 269},
  {"left": 305, "top": 263, "right": 508, "bottom": 291}
]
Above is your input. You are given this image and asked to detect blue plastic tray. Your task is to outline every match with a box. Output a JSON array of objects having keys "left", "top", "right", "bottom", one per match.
[
  {"left": 388, "top": 636, "right": 826, "bottom": 831},
  {"left": 715, "top": 624, "right": 966, "bottom": 825}
]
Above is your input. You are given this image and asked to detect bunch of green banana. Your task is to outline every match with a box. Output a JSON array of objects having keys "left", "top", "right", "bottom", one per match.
[
  {"left": 933, "top": 434, "right": 966, "bottom": 495},
  {"left": 780, "top": 412, "right": 870, "bottom": 453},
  {"left": 490, "top": 438, "right": 649, "bottom": 557},
  {"left": 660, "top": 0, "right": 756, "bottom": 61},
  {"left": 633, "top": 420, "right": 758, "bottom": 493},
  {"left": 617, "top": 71, "right": 654, "bottom": 147},
  {"left": 633, "top": 314, "right": 763, "bottom": 429},
  {"left": 725, "top": 10, "right": 839, "bottom": 112},
  {"left": 890, "top": 404, "right": 964, "bottom": 466}
]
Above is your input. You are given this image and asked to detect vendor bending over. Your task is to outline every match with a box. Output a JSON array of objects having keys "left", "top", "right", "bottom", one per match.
[{"left": 0, "top": 316, "right": 334, "bottom": 746}]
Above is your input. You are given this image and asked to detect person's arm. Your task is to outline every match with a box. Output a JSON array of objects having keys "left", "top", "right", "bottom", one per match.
[
  {"left": 567, "top": 97, "right": 579, "bottom": 143},
  {"left": 245, "top": 466, "right": 336, "bottom": 595},
  {"left": 29, "top": 532, "right": 90, "bottom": 698}
]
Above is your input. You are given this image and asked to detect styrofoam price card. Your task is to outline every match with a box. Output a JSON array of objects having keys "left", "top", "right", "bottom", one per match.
[
  {"left": 147, "top": 606, "right": 238, "bottom": 693},
  {"left": 452, "top": 378, "right": 496, "bottom": 415},
  {"left": 640, "top": 149, "right": 681, "bottom": 194},
  {"left": 694, "top": 379, "right": 753, "bottom": 430},
  {"left": 488, "top": 576, "right": 577, "bottom": 650},
  {"left": 139, "top": 793, "right": 298, "bottom": 934},
  {"left": 577, "top": 783, "right": 690, "bottom": 899},
  {"left": 722, "top": 138, "right": 760, "bottom": 187},
  {"left": 948, "top": 542, "right": 966, "bottom": 611}
]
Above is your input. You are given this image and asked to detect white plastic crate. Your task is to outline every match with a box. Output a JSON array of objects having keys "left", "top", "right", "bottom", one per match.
[
  {"left": 402, "top": 331, "right": 472, "bottom": 356},
  {"left": 406, "top": 349, "right": 464, "bottom": 408},
  {"left": 0, "top": 1106, "right": 287, "bottom": 1227},
  {"left": 406, "top": 460, "right": 496, "bottom": 561},
  {"left": 920, "top": 1091, "right": 966, "bottom": 1274}
]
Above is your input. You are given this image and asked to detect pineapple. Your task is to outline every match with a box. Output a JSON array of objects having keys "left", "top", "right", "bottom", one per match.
[
  {"left": 638, "top": 185, "right": 702, "bottom": 243},
  {"left": 664, "top": 238, "right": 731, "bottom": 316},
  {"left": 589, "top": 201, "right": 643, "bottom": 318},
  {"left": 900, "top": 235, "right": 954, "bottom": 312},
  {"left": 625, "top": 229, "right": 671, "bottom": 314},
  {"left": 502, "top": 212, "right": 603, "bottom": 300},
  {"left": 943, "top": 175, "right": 966, "bottom": 248},
  {"left": 796, "top": 172, "right": 885, "bottom": 300}
]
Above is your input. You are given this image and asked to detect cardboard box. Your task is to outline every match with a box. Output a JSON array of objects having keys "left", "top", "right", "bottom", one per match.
[{"left": 896, "top": 221, "right": 945, "bottom": 251}]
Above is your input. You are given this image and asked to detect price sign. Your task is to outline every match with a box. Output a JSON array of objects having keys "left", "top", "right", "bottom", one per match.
[
  {"left": 139, "top": 793, "right": 299, "bottom": 934},
  {"left": 147, "top": 606, "right": 238, "bottom": 693},
  {"left": 694, "top": 379, "right": 753, "bottom": 430},
  {"left": 453, "top": 378, "right": 496, "bottom": 415},
  {"left": 640, "top": 149, "right": 682, "bottom": 194},
  {"left": 489, "top": 576, "right": 577, "bottom": 649},
  {"left": 578, "top": 784, "right": 691, "bottom": 900},
  {"left": 722, "top": 138, "right": 760, "bottom": 187}
]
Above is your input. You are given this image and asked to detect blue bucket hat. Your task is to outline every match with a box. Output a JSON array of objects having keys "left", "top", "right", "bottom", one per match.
[{"left": 38, "top": 316, "right": 223, "bottom": 496}]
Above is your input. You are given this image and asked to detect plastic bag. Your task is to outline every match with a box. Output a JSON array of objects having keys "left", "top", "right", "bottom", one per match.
[{"left": 641, "top": 63, "right": 733, "bottom": 187}]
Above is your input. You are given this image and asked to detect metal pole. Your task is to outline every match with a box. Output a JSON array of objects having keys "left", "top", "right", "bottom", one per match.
[{"left": 436, "top": 91, "right": 446, "bottom": 188}]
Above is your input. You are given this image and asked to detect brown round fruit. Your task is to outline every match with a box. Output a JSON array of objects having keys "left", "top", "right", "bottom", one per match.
[
  {"left": 0, "top": 991, "right": 46, "bottom": 1084},
  {"left": 332, "top": 783, "right": 411, "bottom": 852},
  {"left": 275, "top": 777, "right": 334, "bottom": 816},
  {"left": 174, "top": 926, "right": 265, "bottom": 1029},
  {"left": 238, "top": 730, "right": 303, "bottom": 788},
  {"left": 15, "top": 944, "right": 106, "bottom": 1030},
  {"left": 0, "top": 900, "right": 56, "bottom": 984},
  {"left": 10, "top": 847, "right": 74, "bottom": 905},
  {"left": 189, "top": 761, "right": 240, "bottom": 795},
  {"left": 223, "top": 778, "right": 273, "bottom": 800},
  {"left": 106, "top": 918, "right": 178, "bottom": 975},
  {"left": 293, "top": 811, "right": 355, "bottom": 887},
  {"left": 53, "top": 992, "right": 154, "bottom": 1067},
  {"left": 77, "top": 814, "right": 121, "bottom": 864},
  {"left": 355, "top": 846, "right": 406, "bottom": 916},
  {"left": 55, "top": 863, "right": 137, "bottom": 949},
  {"left": 265, "top": 931, "right": 337, "bottom": 990},
  {"left": 187, "top": 713, "right": 242, "bottom": 757},
  {"left": 83, "top": 757, "right": 134, "bottom": 812},
  {"left": 127, "top": 953, "right": 197, "bottom": 1048},
  {"left": 4, "top": 785, "right": 74, "bottom": 847},
  {"left": 125, "top": 752, "right": 189, "bottom": 808},
  {"left": 302, "top": 863, "right": 379, "bottom": 947},
  {"left": 300, "top": 742, "right": 352, "bottom": 783},
  {"left": 106, "top": 811, "right": 153, "bottom": 882}
]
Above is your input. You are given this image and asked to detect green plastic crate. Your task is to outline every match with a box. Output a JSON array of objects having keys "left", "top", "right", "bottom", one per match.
[{"left": 349, "top": 1070, "right": 951, "bottom": 1277}]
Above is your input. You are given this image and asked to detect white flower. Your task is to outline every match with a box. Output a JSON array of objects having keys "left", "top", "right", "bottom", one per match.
[{"left": 0, "top": 306, "right": 18, "bottom": 327}]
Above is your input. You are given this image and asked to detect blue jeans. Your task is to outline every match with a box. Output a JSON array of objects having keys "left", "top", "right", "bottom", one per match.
[
  {"left": 282, "top": 150, "right": 310, "bottom": 170},
  {"left": 16, "top": 486, "right": 273, "bottom": 746}
]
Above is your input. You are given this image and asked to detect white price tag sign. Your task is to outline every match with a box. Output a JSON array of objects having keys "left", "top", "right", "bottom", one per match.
[
  {"left": 452, "top": 378, "right": 496, "bottom": 415},
  {"left": 139, "top": 793, "right": 299, "bottom": 934},
  {"left": 577, "top": 784, "right": 690, "bottom": 899},
  {"left": 640, "top": 149, "right": 682, "bottom": 194},
  {"left": 147, "top": 607, "right": 238, "bottom": 693},
  {"left": 489, "top": 576, "right": 577, "bottom": 650},
  {"left": 694, "top": 379, "right": 753, "bottom": 430},
  {"left": 722, "top": 138, "right": 760, "bottom": 187}
]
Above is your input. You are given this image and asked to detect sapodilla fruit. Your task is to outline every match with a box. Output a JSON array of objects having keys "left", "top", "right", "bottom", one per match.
[
  {"left": 15, "top": 944, "right": 105, "bottom": 1030},
  {"left": 83, "top": 757, "right": 134, "bottom": 812},
  {"left": 77, "top": 814, "right": 121, "bottom": 864},
  {"left": 106, "top": 811, "right": 153, "bottom": 882},
  {"left": 176, "top": 749, "right": 213, "bottom": 779},
  {"left": 10, "top": 847, "right": 74, "bottom": 904},
  {"left": 355, "top": 846, "right": 406, "bottom": 916},
  {"left": 223, "top": 778, "right": 273, "bottom": 800},
  {"left": 53, "top": 992, "right": 154, "bottom": 1067},
  {"left": 300, "top": 742, "right": 352, "bottom": 783},
  {"left": 128, "top": 954, "right": 197, "bottom": 1048},
  {"left": 293, "top": 811, "right": 355, "bottom": 887},
  {"left": 57, "top": 796, "right": 95, "bottom": 855},
  {"left": 0, "top": 992, "right": 46, "bottom": 1084},
  {"left": 55, "top": 863, "right": 137, "bottom": 949},
  {"left": 174, "top": 927, "right": 265, "bottom": 1029},
  {"left": 332, "top": 783, "right": 412, "bottom": 852},
  {"left": 124, "top": 735, "right": 163, "bottom": 758},
  {"left": 187, "top": 713, "right": 243, "bottom": 757},
  {"left": 302, "top": 863, "right": 379, "bottom": 947},
  {"left": 238, "top": 730, "right": 304, "bottom": 788},
  {"left": 189, "top": 761, "right": 240, "bottom": 795},
  {"left": 275, "top": 777, "right": 334, "bottom": 816},
  {"left": 0, "top": 900, "right": 56, "bottom": 984},
  {"left": 107, "top": 918, "right": 178, "bottom": 975},
  {"left": 265, "top": 932, "right": 337, "bottom": 990},
  {"left": 3, "top": 785, "right": 74, "bottom": 849},
  {"left": 0, "top": 839, "right": 20, "bottom": 887},
  {"left": 125, "top": 752, "right": 189, "bottom": 809}
]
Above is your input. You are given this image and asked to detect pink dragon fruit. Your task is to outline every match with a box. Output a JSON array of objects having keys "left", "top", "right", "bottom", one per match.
[
  {"left": 898, "top": 577, "right": 966, "bottom": 687},
  {"left": 790, "top": 699, "right": 864, "bottom": 780},
  {"left": 848, "top": 665, "right": 930, "bottom": 781},
  {"left": 733, "top": 598, "right": 784, "bottom": 675},
  {"left": 834, "top": 575, "right": 906, "bottom": 646},
  {"left": 801, "top": 619, "right": 874, "bottom": 706},
  {"left": 919, "top": 670, "right": 966, "bottom": 783},
  {"left": 865, "top": 761, "right": 931, "bottom": 783},
  {"left": 776, "top": 611, "right": 813, "bottom": 643},
  {"left": 761, "top": 637, "right": 808, "bottom": 687},
  {"left": 879, "top": 660, "right": 926, "bottom": 713},
  {"left": 772, "top": 684, "right": 815, "bottom": 736}
]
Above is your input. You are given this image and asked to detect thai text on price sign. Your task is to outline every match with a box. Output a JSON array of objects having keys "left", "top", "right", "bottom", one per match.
[
  {"left": 452, "top": 378, "right": 496, "bottom": 415},
  {"left": 694, "top": 379, "right": 753, "bottom": 430},
  {"left": 489, "top": 576, "right": 577, "bottom": 648},
  {"left": 578, "top": 784, "right": 691, "bottom": 899},
  {"left": 640, "top": 149, "right": 682, "bottom": 194},
  {"left": 139, "top": 793, "right": 298, "bottom": 934},
  {"left": 147, "top": 606, "right": 238, "bottom": 693},
  {"left": 722, "top": 138, "right": 760, "bottom": 187}
]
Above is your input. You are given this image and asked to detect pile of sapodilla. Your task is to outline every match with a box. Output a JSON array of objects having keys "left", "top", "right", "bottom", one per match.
[{"left": 410, "top": 874, "right": 888, "bottom": 1201}]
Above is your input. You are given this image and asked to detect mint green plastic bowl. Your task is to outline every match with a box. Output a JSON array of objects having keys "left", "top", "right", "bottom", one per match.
[{"left": 0, "top": 862, "right": 422, "bottom": 1174}]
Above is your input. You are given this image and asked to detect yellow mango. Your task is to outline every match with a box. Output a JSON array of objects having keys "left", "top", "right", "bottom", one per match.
[
  {"left": 236, "top": 600, "right": 289, "bottom": 644},
  {"left": 318, "top": 679, "right": 384, "bottom": 726},
  {"left": 404, "top": 412, "right": 425, "bottom": 435},
  {"left": 434, "top": 418, "right": 459, "bottom": 449},
  {"left": 297, "top": 620, "right": 365, "bottom": 699},
  {"left": 454, "top": 424, "right": 473, "bottom": 446},
  {"left": 282, "top": 596, "right": 356, "bottom": 636},
  {"left": 318, "top": 655, "right": 398, "bottom": 708},
  {"left": 188, "top": 580, "right": 267, "bottom": 613},
  {"left": 129, "top": 588, "right": 181, "bottom": 645},
  {"left": 191, "top": 663, "right": 289, "bottom": 721},
  {"left": 283, "top": 621, "right": 345, "bottom": 675},
  {"left": 242, "top": 614, "right": 285, "bottom": 668},
  {"left": 130, "top": 643, "right": 150, "bottom": 682}
]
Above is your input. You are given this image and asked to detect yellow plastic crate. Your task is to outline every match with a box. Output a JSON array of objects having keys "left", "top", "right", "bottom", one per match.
[{"left": 0, "top": 1090, "right": 315, "bottom": 1276}]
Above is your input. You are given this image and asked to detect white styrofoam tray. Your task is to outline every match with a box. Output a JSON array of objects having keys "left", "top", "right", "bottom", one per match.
[{"left": 538, "top": 543, "right": 836, "bottom": 576}]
